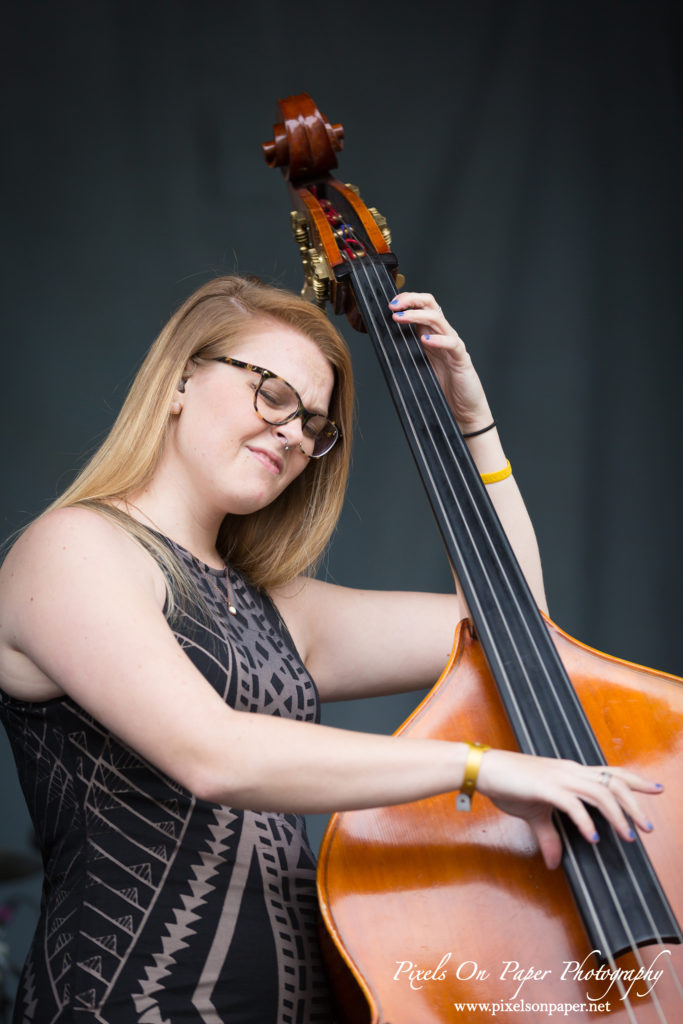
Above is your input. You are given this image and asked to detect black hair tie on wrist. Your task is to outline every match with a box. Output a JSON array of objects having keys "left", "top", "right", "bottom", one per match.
[{"left": 462, "top": 421, "right": 496, "bottom": 439}]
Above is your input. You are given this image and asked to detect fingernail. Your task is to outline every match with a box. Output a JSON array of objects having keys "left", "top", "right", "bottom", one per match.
[
  {"left": 654, "top": 783, "right": 663, "bottom": 790},
  {"left": 646, "top": 821, "right": 654, "bottom": 831},
  {"left": 423, "top": 333, "right": 430, "bottom": 340},
  {"left": 390, "top": 297, "right": 399, "bottom": 305},
  {"left": 592, "top": 832, "right": 600, "bottom": 842},
  {"left": 627, "top": 829, "right": 635, "bottom": 840},
  {"left": 395, "top": 311, "right": 404, "bottom": 316}
]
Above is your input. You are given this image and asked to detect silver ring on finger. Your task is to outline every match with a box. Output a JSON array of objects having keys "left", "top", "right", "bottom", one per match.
[{"left": 599, "top": 770, "right": 612, "bottom": 787}]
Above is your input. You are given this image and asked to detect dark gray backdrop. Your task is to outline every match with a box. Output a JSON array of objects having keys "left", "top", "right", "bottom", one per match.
[{"left": 1, "top": 0, "right": 681, "bottom": 1006}]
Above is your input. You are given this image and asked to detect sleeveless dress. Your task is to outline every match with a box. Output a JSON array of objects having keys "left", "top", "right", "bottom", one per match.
[{"left": 0, "top": 537, "right": 335, "bottom": 1023}]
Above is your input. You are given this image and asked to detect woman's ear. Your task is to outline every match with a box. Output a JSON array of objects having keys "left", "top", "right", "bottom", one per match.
[
  {"left": 171, "top": 359, "right": 198, "bottom": 415},
  {"left": 179, "top": 356, "right": 199, "bottom": 390}
]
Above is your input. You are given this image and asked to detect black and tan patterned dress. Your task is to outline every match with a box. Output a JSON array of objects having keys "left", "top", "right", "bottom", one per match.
[{"left": 0, "top": 537, "right": 334, "bottom": 1022}]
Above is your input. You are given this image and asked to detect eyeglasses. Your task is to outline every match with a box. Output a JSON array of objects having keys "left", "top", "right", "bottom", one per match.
[{"left": 211, "top": 356, "right": 341, "bottom": 458}]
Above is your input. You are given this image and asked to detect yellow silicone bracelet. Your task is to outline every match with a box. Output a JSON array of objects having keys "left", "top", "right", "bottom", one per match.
[
  {"left": 480, "top": 460, "right": 512, "bottom": 485},
  {"left": 456, "top": 742, "right": 491, "bottom": 812}
]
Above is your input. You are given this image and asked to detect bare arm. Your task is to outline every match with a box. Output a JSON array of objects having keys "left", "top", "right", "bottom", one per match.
[
  {"left": 271, "top": 578, "right": 462, "bottom": 702},
  {"left": 0, "top": 507, "right": 660, "bottom": 871},
  {"left": 0, "top": 509, "right": 465, "bottom": 812}
]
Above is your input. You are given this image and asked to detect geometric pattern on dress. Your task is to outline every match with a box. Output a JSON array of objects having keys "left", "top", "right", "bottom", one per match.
[
  {"left": 131, "top": 805, "right": 238, "bottom": 1021},
  {"left": 1, "top": 533, "right": 332, "bottom": 1022},
  {"left": 253, "top": 811, "right": 330, "bottom": 1023}
]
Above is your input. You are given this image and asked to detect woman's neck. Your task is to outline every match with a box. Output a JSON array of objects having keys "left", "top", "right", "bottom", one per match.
[{"left": 116, "top": 489, "right": 226, "bottom": 570}]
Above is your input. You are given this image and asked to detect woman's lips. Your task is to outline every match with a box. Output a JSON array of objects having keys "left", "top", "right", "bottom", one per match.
[{"left": 247, "top": 446, "right": 283, "bottom": 475}]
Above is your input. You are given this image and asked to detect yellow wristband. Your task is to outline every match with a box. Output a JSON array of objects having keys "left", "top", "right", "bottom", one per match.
[
  {"left": 480, "top": 460, "right": 512, "bottom": 485},
  {"left": 456, "top": 742, "right": 490, "bottom": 812}
]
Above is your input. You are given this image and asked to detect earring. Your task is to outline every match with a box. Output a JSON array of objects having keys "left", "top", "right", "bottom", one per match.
[{"left": 170, "top": 399, "right": 182, "bottom": 415}]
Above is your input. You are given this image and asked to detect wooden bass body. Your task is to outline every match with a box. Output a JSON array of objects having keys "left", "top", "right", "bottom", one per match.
[{"left": 318, "top": 620, "right": 683, "bottom": 1023}]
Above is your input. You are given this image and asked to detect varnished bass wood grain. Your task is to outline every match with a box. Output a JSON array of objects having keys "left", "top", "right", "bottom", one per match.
[{"left": 318, "top": 620, "right": 682, "bottom": 1024}]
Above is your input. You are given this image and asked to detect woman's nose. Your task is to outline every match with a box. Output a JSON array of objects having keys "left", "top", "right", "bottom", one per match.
[{"left": 273, "top": 418, "right": 308, "bottom": 454}]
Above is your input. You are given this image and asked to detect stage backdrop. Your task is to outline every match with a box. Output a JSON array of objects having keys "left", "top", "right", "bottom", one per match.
[{"left": 1, "top": 0, "right": 681, "bottom": 1006}]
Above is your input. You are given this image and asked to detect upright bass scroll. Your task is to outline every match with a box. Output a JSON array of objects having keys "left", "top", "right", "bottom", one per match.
[
  {"left": 263, "top": 93, "right": 683, "bottom": 1024},
  {"left": 263, "top": 93, "right": 404, "bottom": 325}
]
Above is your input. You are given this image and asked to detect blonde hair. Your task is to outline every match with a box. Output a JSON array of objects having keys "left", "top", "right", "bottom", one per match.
[{"left": 49, "top": 276, "right": 354, "bottom": 593}]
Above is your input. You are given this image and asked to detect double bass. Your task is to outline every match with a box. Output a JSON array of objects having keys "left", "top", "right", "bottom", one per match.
[{"left": 262, "top": 94, "right": 683, "bottom": 1023}]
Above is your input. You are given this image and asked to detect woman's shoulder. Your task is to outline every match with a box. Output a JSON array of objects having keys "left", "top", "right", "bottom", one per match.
[
  {"left": 5, "top": 505, "right": 146, "bottom": 569},
  {"left": 0, "top": 506, "right": 167, "bottom": 701},
  {"left": 1, "top": 505, "right": 166, "bottom": 611}
]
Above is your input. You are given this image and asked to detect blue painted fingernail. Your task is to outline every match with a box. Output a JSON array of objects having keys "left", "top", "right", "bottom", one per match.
[
  {"left": 627, "top": 829, "right": 635, "bottom": 840},
  {"left": 395, "top": 310, "right": 404, "bottom": 316},
  {"left": 647, "top": 821, "right": 654, "bottom": 831},
  {"left": 390, "top": 297, "right": 399, "bottom": 305},
  {"left": 655, "top": 783, "right": 663, "bottom": 790},
  {"left": 423, "top": 334, "right": 430, "bottom": 340},
  {"left": 592, "top": 832, "right": 600, "bottom": 842}
]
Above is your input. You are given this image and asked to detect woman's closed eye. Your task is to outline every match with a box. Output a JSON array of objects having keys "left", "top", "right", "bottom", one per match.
[{"left": 259, "top": 383, "right": 290, "bottom": 410}]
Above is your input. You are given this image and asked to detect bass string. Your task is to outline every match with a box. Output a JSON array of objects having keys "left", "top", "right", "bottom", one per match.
[
  {"left": 348, "top": 275, "right": 539, "bottom": 752},
  {"left": 350, "top": 254, "right": 618, "bottom": 762},
  {"left": 359, "top": 278, "right": 676, "bottom": 942},
  {"left": 346, "top": 252, "right": 671, "bottom": 992},
  {"left": 554, "top": 814, "right": 672, "bottom": 1024},
  {"left": 350, "top": 256, "right": 585, "bottom": 754},
  {"left": 357, "top": 254, "right": 674, "bottom": 951}
]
